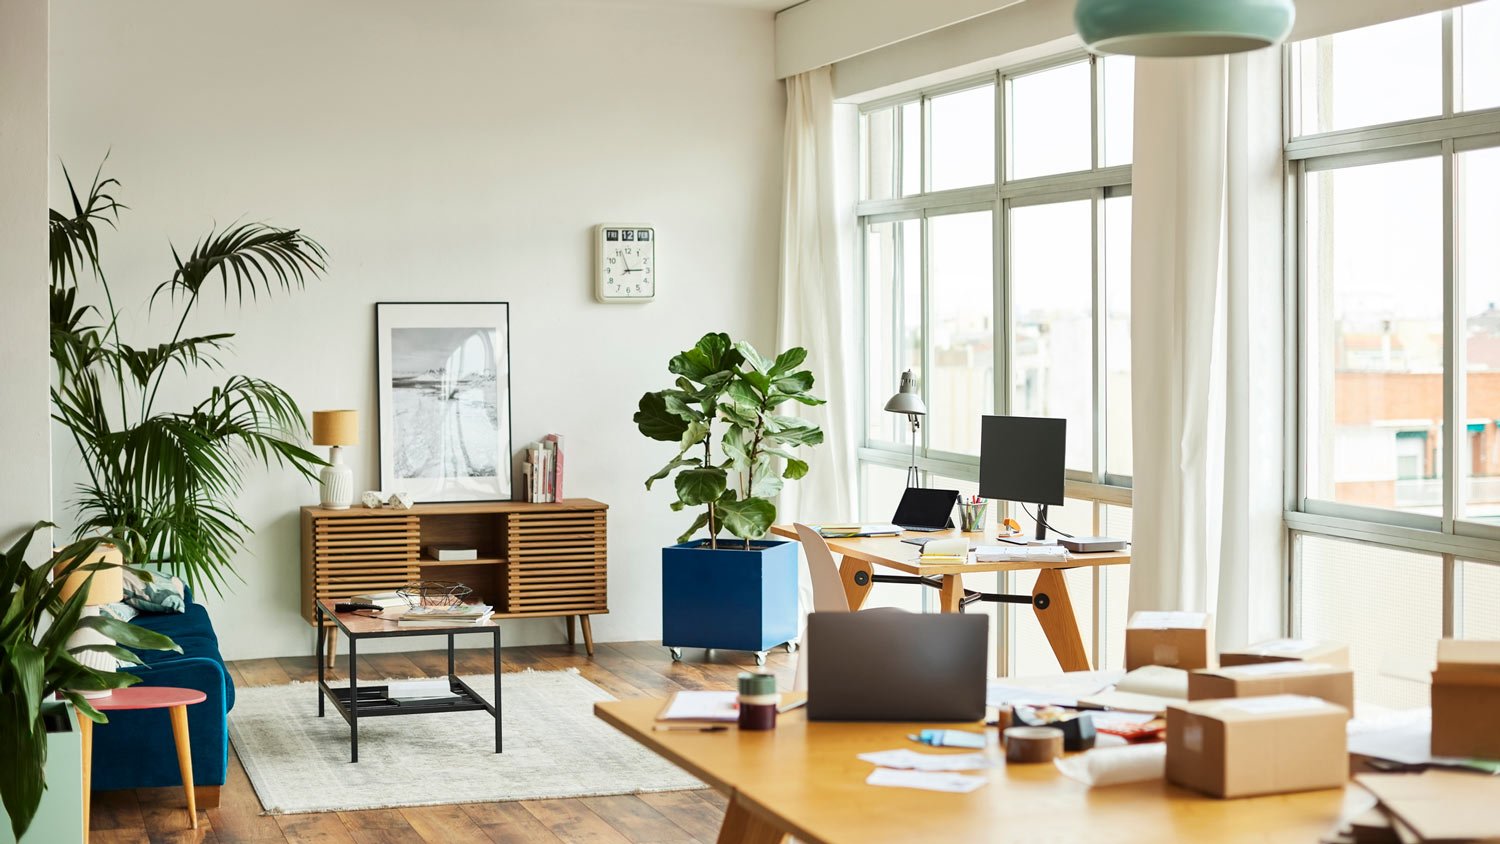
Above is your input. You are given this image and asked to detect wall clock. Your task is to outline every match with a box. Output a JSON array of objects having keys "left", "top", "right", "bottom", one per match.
[{"left": 595, "top": 224, "right": 656, "bottom": 304}]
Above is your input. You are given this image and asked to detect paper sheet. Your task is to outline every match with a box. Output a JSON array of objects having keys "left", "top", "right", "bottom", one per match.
[
  {"left": 658, "top": 691, "right": 739, "bottom": 722},
  {"left": 858, "top": 749, "right": 997, "bottom": 772},
  {"left": 866, "top": 768, "right": 988, "bottom": 793},
  {"left": 1347, "top": 708, "right": 1500, "bottom": 772},
  {"left": 985, "top": 670, "right": 1123, "bottom": 708}
]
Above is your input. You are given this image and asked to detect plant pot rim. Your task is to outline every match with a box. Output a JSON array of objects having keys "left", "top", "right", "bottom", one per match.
[{"left": 667, "top": 538, "right": 791, "bottom": 551}]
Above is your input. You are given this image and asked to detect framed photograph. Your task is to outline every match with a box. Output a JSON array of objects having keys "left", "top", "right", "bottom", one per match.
[{"left": 376, "top": 302, "right": 512, "bottom": 502}]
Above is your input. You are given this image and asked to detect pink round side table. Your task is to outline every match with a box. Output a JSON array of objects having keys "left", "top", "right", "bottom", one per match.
[{"left": 77, "top": 686, "right": 208, "bottom": 836}]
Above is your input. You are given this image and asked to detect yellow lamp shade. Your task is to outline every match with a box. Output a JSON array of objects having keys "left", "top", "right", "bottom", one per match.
[
  {"left": 53, "top": 543, "right": 125, "bottom": 605},
  {"left": 312, "top": 410, "right": 359, "bottom": 446}
]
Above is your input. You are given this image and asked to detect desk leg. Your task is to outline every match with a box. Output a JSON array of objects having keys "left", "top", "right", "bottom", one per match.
[
  {"left": 716, "top": 793, "right": 787, "bottom": 844},
  {"left": 168, "top": 705, "right": 198, "bottom": 829},
  {"left": 1033, "top": 569, "right": 1091, "bottom": 672},
  {"left": 79, "top": 714, "right": 92, "bottom": 842},
  {"left": 837, "top": 556, "right": 873, "bottom": 611},
  {"left": 939, "top": 574, "right": 965, "bottom": 613}
]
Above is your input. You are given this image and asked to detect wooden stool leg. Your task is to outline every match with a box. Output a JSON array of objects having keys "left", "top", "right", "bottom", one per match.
[
  {"left": 168, "top": 705, "right": 197, "bottom": 829},
  {"left": 837, "top": 556, "right": 874, "bottom": 611},
  {"left": 78, "top": 714, "right": 92, "bottom": 842},
  {"left": 1033, "top": 568, "right": 1091, "bottom": 672},
  {"left": 580, "top": 615, "right": 594, "bottom": 656},
  {"left": 939, "top": 574, "right": 965, "bottom": 613},
  {"left": 567, "top": 614, "right": 576, "bottom": 647},
  {"left": 716, "top": 793, "right": 787, "bottom": 844}
]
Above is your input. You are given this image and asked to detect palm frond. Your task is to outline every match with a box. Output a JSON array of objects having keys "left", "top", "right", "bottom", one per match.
[
  {"left": 48, "top": 159, "right": 124, "bottom": 290},
  {"left": 153, "top": 223, "right": 327, "bottom": 308}
]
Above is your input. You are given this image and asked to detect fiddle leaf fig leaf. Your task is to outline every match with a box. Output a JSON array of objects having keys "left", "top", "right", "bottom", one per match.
[
  {"left": 645, "top": 454, "right": 701, "bottom": 491},
  {"left": 782, "top": 457, "right": 809, "bottom": 480},
  {"left": 768, "top": 347, "right": 808, "bottom": 378},
  {"left": 675, "top": 467, "right": 728, "bottom": 507},
  {"left": 634, "top": 392, "right": 691, "bottom": 442},
  {"left": 716, "top": 497, "right": 776, "bottom": 540},
  {"left": 750, "top": 471, "right": 783, "bottom": 500},
  {"left": 771, "top": 371, "right": 814, "bottom": 395},
  {"left": 734, "top": 340, "right": 770, "bottom": 374},
  {"left": 676, "top": 511, "right": 711, "bottom": 544}
]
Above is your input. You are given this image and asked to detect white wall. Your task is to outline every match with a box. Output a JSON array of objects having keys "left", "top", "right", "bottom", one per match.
[
  {"left": 49, "top": 0, "right": 784, "bottom": 660},
  {"left": 0, "top": 0, "right": 52, "bottom": 546}
]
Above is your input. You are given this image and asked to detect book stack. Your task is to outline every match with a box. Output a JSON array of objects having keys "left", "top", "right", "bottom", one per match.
[
  {"left": 349, "top": 591, "right": 407, "bottom": 610},
  {"left": 424, "top": 544, "right": 477, "bottom": 562},
  {"left": 524, "top": 433, "right": 565, "bottom": 503},
  {"left": 390, "top": 603, "right": 494, "bottom": 627}
]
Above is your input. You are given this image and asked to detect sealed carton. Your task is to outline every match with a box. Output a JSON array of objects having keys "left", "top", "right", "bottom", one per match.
[
  {"left": 1166, "top": 695, "right": 1348, "bottom": 798},
  {"left": 1187, "top": 662, "right": 1355, "bottom": 714},
  {"left": 1218, "top": 638, "right": 1349, "bottom": 669},
  {"left": 1431, "top": 639, "right": 1500, "bottom": 759},
  {"left": 1126, "top": 611, "right": 1214, "bottom": 671}
]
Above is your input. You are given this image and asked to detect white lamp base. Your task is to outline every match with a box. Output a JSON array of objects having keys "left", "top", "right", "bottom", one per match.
[
  {"left": 68, "top": 607, "right": 119, "bottom": 699},
  {"left": 320, "top": 445, "right": 354, "bottom": 509}
]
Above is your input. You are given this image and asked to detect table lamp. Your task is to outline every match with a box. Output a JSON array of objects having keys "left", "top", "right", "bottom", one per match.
[
  {"left": 884, "top": 369, "right": 926, "bottom": 488},
  {"left": 312, "top": 409, "right": 358, "bottom": 509},
  {"left": 54, "top": 544, "right": 126, "bottom": 699}
]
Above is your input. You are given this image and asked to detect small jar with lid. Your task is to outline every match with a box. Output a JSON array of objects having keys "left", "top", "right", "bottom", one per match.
[{"left": 737, "top": 671, "right": 779, "bottom": 731}]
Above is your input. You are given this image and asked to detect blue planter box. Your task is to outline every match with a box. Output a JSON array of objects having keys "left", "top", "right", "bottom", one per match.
[{"left": 662, "top": 538, "right": 799, "bottom": 654}]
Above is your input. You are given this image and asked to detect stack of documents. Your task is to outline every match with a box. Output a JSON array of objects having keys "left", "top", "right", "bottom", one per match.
[
  {"left": 816, "top": 523, "right": 901, "bottom": 538},
  {"left": 974, "top": 545, "right": 1069, "bottom": 563}
]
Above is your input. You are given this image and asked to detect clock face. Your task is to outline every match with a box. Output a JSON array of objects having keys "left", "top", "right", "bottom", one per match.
[{"left": 596, "top": 225, "right": 655, "bottom": 303}]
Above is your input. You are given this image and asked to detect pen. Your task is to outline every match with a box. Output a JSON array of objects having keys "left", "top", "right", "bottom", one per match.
[{"left": 653, "top": 724, "right": 730, "bottom": 732}]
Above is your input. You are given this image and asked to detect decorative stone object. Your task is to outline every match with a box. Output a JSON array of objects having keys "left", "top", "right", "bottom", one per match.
[
  {"left": 360, "top": 491, "right": 386, "bottom": 509},
  {"left": 387, "top": 492, "right": 414, "bottom": 510}
]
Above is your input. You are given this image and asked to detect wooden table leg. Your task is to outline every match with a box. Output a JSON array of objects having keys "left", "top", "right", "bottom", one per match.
[
  {"left": 939, "top": 574, "right": 965, "bottom": 613},
  {"left": 78, "top": 713, "right": 92, "bottom": 842},
  {"left": 716, "top": 792, "right": 787, "bottom": 844},
  {"left": 167, "top": 704, "right": 198, "bottom": 829},
  {"left": 837, "top": 556, "right": 874, "bottom": 611},
  {"left": 580, "top": 615, "right": 595, "bottom": 656},
  {"left": 1032, "top": 568, "right": 1091, "bottom": 672}
]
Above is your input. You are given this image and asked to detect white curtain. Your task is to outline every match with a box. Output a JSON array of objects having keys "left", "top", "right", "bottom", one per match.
[
  {"left": 1128, "top": 49, "right": 1286, "bottom": 649},
  {"left": 778, "top": 66, "right": 858, "bottom": 638},
  {"left": 777, "top": 66, "right": 858, "bottom": 524}
]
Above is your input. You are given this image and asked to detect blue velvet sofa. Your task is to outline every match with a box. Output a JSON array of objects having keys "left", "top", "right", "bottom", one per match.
[{"left": 90, "top": 588, "right": 235, "bottom": 806}]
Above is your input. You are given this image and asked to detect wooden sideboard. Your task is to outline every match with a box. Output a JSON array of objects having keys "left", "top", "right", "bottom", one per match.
[{"left": 300, "top": 499, "right": 608, "bottom": 656}]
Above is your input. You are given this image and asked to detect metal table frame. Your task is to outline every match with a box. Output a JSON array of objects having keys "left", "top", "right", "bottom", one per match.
[{"left": 315, "top": 601, "right": 502, "bottom": 763}]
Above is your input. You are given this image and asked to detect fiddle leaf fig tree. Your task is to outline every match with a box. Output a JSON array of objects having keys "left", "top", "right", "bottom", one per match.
[{"left": 635, "top": 333, "right": 824, "bottom": 549}]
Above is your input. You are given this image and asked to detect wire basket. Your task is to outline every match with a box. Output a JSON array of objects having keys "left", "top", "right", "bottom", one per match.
[{"left": 397, "top": 580, "right": 473, "bottom": 609}]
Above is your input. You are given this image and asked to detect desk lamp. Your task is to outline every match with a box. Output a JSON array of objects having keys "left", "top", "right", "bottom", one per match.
[
  {"left": 312, "top": 410, "right": 358, "bottom": 509},
  {"left": 884, "top": 369, "right": 926, "bottom": 488},
  {"left": 54, "top": 544, "right": 126, "bottom": 699}
]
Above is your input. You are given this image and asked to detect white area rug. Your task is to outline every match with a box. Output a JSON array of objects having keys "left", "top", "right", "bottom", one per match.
[{"left": 229, "top": 669, "right": 703, "bottom": 814}]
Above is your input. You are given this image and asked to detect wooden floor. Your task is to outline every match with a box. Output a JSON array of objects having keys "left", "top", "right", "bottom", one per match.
[{"left": 90, "top": 640, "right": 797, "bottom": 844}]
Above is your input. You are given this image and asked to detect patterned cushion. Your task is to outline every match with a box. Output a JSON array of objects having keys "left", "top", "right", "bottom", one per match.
[
  {"left": 123, "top": 569, "right": 187, "bottom": 614},
  {"left": 100, "top": 601, "right": 139, "bottom": 623}
]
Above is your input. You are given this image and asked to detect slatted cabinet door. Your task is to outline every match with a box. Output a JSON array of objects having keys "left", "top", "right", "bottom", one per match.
[
  {"left": 505, "top": 510, "right": 608, "bottom": 615},
  {"left": 312, "top": 514, "right": 421, "bottom": 613}
]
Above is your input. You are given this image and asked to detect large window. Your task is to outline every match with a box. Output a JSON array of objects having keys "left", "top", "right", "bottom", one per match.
[
  {"left": 857, "top": 53, "right": 1134, "bottom": 673},
  {"left": 1289, "top": 4, "right": 1500, "bottom": 708}
]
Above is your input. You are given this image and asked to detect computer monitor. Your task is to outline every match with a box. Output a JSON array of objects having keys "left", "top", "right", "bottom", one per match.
[{"left": 979, "top": 415, "right": 1066, "bottom": 540}]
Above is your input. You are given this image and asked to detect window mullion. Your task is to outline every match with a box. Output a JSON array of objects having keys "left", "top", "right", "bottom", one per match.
[
  {"left": 1092, "top": 189, "right": 1106, "bottom": 483},
  {"left": 1443, "top": 138, "right": 1462, "bottom": 530},
  {"left": 1443, "top": 9, "right": 1455, "bottom": 119}
]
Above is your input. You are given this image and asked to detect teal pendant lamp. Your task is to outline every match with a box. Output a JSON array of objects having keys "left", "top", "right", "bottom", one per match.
[{"left": 1075, "top": 0, "right": 1295, "bottom": 57}]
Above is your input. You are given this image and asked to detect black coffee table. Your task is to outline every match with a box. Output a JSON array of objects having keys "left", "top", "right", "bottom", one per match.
[{"left": 315, "top": 599, "right": 501, "bottom": 762}]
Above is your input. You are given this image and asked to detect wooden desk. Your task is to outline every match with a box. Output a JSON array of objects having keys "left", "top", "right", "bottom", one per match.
[
  {"left": 595, "top": 697, "right": 1355, "bottom": 844},
  {"left": 771, "top": 525, "right": 1129, "bottom": 671}
]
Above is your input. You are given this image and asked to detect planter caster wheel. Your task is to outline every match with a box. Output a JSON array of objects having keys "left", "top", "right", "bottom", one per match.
[
  {"left": 754, "top": 651, "right": 768, "bottom": 666},
  {"left": 669, "top": 648, "right": 683, "bottom": 661},
  {"left": 785, "top": 641, "right": 799, "bottom": 653}
]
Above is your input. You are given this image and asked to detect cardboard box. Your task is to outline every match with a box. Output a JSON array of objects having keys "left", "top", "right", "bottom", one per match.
[
  {"left": 1187, "top": 662, "right": 1355, "bottom": 714},
  {"left": 1431, "top": 639, "right": 1500, "bottom": 759},
  {"left": 1218, "top": 638, "right": 1349, "bottom": 669},
  {"left": 1126, "top": 611, "right": 1214, "bottom": 671},
  {"left": 1166, "top": 695, "right": 1349, "bottom": 798}
]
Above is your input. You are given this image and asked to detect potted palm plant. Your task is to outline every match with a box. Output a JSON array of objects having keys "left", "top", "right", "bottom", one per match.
[
  {"left": 634, "top": 333, "right": 824, "bottom": 664},
  {"left": 1, "top": 523, "right": 179, "bottom": 842},
  {"left": 49, "top": 162, "right": 327, "bottom": 591}
]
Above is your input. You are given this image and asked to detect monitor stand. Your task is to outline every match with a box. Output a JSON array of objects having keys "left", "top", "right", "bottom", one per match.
[{"left": 1034, "top": 504, "right": 1049, "bottom": 541}]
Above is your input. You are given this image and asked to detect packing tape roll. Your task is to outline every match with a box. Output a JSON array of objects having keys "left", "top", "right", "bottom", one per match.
[{"left": 1004, "top": 726, "right": 1064, "bottom": 764}]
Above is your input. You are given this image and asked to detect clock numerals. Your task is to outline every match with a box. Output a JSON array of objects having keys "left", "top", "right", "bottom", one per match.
[{"left": 597, "top": 226, "right": 655, "bottom": 303}]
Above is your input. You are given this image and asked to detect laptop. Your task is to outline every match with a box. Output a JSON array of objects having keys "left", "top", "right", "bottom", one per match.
[
  {"left": 891, "top": 487, "right": 959, "bottom": 531},
  {"left": 806, "top": 611, "right": 988, "bottom": 722}
]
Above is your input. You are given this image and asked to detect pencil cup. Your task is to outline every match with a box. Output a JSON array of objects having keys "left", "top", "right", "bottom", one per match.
[{"left": 958, "top": 501, "right": 987, "bottom": 532}]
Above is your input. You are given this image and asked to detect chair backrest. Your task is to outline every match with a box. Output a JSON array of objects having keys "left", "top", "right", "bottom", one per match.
[{"left": 795, "top": 523, "right": 850, "bottom": 613}]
